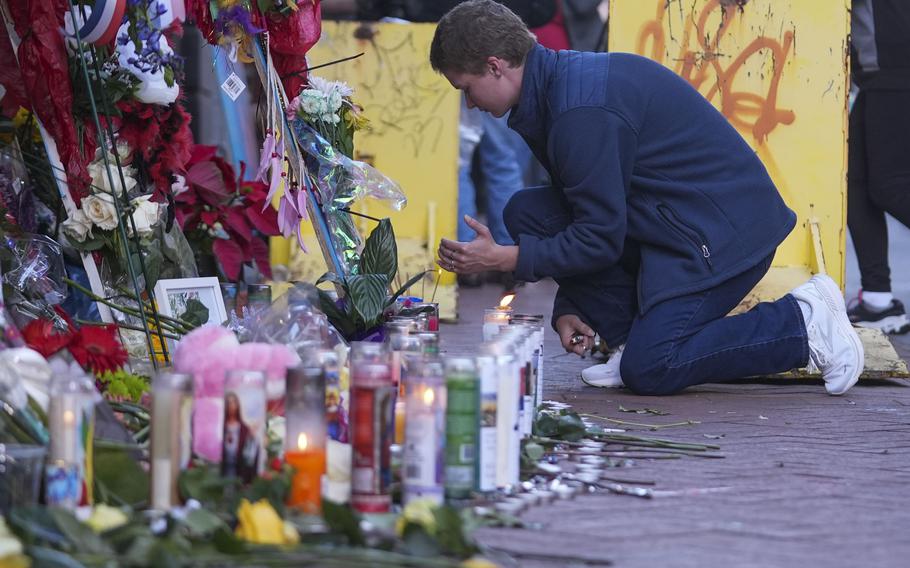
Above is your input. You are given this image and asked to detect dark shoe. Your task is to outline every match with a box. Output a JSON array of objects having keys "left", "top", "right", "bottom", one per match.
[{"left": 847, "top": 298, "right": 910, "bottom": 335}]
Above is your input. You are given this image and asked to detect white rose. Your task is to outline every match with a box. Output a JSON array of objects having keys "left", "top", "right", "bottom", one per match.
[
  {"left": 82, "top": 193, "right": 120, "bottom": 231},
  {"left": 128, "top": 195, "right": 160, "bottom": 237},
  {"left": 88, "top": 161, "right": 138, "bottom": 196},
  {"left": 62, "top": 209, "right": 94, "bottom": 242}
]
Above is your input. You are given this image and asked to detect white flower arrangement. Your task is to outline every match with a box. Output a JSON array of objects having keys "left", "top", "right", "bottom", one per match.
[{"left": 63, "top": 153, "right": 161, "bottom": 244}]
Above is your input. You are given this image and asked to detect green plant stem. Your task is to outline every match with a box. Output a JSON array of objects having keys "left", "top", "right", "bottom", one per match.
[
  {"left": 582, "top": 412, "right": 701, "bottom": 430},
  {"left": 65, "top": 278, "right": 193, "bottom": 334},
  {"left": 77, "top": 319, "right": 180, "bottom": 340}
]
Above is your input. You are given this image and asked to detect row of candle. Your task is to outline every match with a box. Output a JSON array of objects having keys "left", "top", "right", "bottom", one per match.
[{"left": 347, "top": 308, "right": 546, "bottom": 512}]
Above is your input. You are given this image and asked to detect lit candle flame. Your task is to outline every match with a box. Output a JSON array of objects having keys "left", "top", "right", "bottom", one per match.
[
  {"left": 63, "top": 410, "right": 75, "bottom": 426},
  {"left": 498, "top": 293, "right": 515, "bottom": 309},
  {"left": 297, "top": 433, "right": 308, "bottom": 451},
  {"left": 423, "top": 387, "right": 435, "bottom": 406}
]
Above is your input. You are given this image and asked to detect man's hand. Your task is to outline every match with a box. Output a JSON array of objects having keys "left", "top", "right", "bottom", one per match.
[
  {"left": 555, "top": 314, "right": 595, "bottom": 356},
  {"left": 437, "top": 215, "right": 518, "bottom": 274}
]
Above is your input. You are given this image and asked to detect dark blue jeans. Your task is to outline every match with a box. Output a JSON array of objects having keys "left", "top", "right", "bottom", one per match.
[{"left": 504, "top": 187, "right": 810, "bottom": 395}]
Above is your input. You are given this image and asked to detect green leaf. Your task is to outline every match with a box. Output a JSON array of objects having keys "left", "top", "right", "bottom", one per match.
[
  {"left": 322, "top": 500, "right": 365, "bottom": 547},
  {"left": 432, "top": 506, "right": 477, "bottom": 558},
  {"left": 178, "top": 465, "right": 236, "bottom": 507},
  {"left": 557, "top": 411, "right": 587, "bottom": 442},
  {"left": 213, "top": 526, "right": 247, "bottom": 555},
  {"left": 243, "top": 472, "right": 292, "bottom": 518},
  {"left": 22, "top": 546, "right": 88, "bottom": 568},
  {"left": 94, "top": 445, "right": 150, "bottom": 508},
  {"left": 316, "top": 271, "right": 343, "bottom": 286},
  {"left": 178, "top": 298, "right": 210, "bottom": 328},
  {"left": 48, "top": 508, "right": 112, "bottom": 555},
  {"left": 317, "top": 289, "right": 357, "bottom": 338},
  {"left": 7, "top": 507, "right": 69, "bottom": 549},
  {"left": 348, "top": 274, "right": 390, "bottom": 328},
  {"left": 523, "top": 441, "right": 545, "bottom": 462},
  {"left": 533, "top": 412, "right": 560, "bottom": 438},
  {"left": 388, "top": 270, "right": 430, "bottom": 308},
  {"left": 359, "top": 218, "right": 397, "bottom": 285},
  {"left": 182, "top": 509, "right": 228, "bottom": 537},
  {"left": 401, "top": 523, "right": 441, "bottom": 557}
]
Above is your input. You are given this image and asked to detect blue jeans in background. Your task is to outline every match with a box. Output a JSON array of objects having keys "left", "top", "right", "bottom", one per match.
[
  {"left": 503, "top": 186, "right": 810, "bottom": 395},
  {"left": 458, "top": 112, "right": 525, "bottom": 245}
]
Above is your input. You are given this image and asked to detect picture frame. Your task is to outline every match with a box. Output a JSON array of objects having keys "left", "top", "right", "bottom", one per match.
[{"left": 153, "top": 276, "right": 228, "bottom": 330}]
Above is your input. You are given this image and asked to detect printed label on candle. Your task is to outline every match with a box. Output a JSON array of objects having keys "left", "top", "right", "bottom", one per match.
[
  {"left": 403, "top": 413, "right": 444, "bottom": 505},
  {"left": 445, "top": 374, "right": 478, "bottom": 498},
  {"left": 350, "top": 384, "right": 394, "bottom": 512},
  {"left": 45, "top": 463, "right": 82, "bottom": 508},
  {"left": 222, "top": 385, "right": 266, "bottom": 484},
  {"left": 477, "top": 357, "right": 499, "bottom": 492}
]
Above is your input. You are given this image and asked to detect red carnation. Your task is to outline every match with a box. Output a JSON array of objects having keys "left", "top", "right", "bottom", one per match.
[
  {"left": 68, "top": 325, "right": 128, "bottom": 374},
  {"left": 21, "top": 318, "right": 74, "bottom": 358}
]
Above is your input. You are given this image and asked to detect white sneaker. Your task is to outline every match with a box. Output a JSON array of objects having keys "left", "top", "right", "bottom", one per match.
[
  {"left": 581, "top": 344, "right": 625, "bottom": 388},
  {"left": 790, "top": 275, "right": 864, "bottom": 395}
]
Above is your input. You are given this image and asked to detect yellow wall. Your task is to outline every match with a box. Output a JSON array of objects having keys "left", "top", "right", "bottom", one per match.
[
  {"left": 280, "top": 21, "right": 461, "bottom": 316},
  {"left": 609, "top": 0, "right": 850, "bottom": 285}
]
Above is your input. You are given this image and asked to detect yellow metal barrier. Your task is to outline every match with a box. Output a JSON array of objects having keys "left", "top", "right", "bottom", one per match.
[
  {"left": 272, "top": 21, "right": 461, "bottom": 319},
  {"left": 609, "top": 0, "right": 850, "bottom": 295}
]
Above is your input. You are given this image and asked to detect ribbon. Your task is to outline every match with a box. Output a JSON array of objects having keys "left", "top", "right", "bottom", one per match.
[{"left": 72, "top": 0, "right": 127, "bottom": 45}]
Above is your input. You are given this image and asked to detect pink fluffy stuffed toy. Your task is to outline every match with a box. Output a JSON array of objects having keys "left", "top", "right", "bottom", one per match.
[{"left": 174, "top": 325, "right": 301, "bottom": 462}]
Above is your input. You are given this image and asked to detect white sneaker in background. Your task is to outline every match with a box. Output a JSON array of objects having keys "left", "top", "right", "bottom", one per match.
[
  {"left": 790, "top": 275, "right": 864, "bottom": 395},
  {"left": 581, "top": 344, "right": 625, "bottom": 388}
]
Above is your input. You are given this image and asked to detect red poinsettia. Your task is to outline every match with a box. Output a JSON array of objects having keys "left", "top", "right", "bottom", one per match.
[{"left": 175, "top": 145, "right": 280, "bottom": 280}]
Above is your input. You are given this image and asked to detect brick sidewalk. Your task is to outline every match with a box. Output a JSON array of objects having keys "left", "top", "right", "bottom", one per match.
[{"left": 443, "top": 281, "right": 910, "bottom": 568}]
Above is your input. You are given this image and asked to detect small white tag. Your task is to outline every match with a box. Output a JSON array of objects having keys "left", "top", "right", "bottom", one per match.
[{"left": 220, "top": 72, "right": 246, "bottom": 101}]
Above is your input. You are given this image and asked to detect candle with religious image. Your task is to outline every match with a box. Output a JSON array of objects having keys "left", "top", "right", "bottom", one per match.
[
  {"left": 402, "top": 357, "right": 447, "bottom": 505},
  {"left": 316, "top": 348, "right": 347, "bottom": 443},
  {"left": 349, "top": 342, "right": 395, "bottom": 513},
  {"left": 285, "top": 363, "right": 327, "bottom": 514},
  {"left": 388, "top": 333, "right": 422, "bottom": 446},
  {"left": 150, "top": 372, "right": 194, "bottom": 511},
  {"left": 46, "top": 370, "right": 96, "bottom": 509},
  {"left": 222, "top": 370, "right": 266, "bottom": 484}
]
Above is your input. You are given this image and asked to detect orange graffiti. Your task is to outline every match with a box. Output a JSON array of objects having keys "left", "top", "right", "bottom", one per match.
[{"left": 636, "top": 0, "right": 795, "bottom": 143}]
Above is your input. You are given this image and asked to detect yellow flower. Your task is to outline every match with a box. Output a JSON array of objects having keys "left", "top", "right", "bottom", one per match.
[
  {"left": 460, "top": 557, "right": 500, "bottom": 568},
  {"left": 235, "top": 499, "right": 298, "bottom": 545},
  {"left": 11, "top": 108, "right": 42, "bottom": 143},
  {"left": 85, "top": 505, "right": 129, "bottom": 533},
  {"left": 0, "top": 516, "right": 30, "bottom": 568},
  {"left": 343, "top": 105, "right": 371, "bottom": 132},
  {"left": 395, "top": 498, "right": 438, "bottom": 536}
]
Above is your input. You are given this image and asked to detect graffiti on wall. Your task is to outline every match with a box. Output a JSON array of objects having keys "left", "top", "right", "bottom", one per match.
[{"left": 635, "top": 0, "right": 796, "bottom": 144}]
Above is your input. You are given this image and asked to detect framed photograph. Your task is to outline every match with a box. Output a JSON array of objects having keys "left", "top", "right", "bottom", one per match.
[{"left": 153, "top": 277, "right": 228, "bottom": 328}]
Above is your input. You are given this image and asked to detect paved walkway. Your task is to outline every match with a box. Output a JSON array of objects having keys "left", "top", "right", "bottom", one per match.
[{"left": 442, "top": 274, "right": 910, "bottom": 568}]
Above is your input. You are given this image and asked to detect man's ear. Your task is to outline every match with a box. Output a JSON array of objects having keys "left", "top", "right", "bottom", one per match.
[{"left": 487, "top": 56, "right": 504, "bottom": 78}]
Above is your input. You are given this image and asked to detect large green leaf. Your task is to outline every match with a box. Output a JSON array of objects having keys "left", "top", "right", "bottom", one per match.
[
  {"left": 348, "top": 274, "right": 390, "bottom": 328},
  {"left": 317, "top": 289, "right": 357, "bottom": 338},
  {"left": 94, "top": 445, "right": 150, "bottom": 508},
  {"left": 359, "top": 218, "right": 397, "bottom": 285}
]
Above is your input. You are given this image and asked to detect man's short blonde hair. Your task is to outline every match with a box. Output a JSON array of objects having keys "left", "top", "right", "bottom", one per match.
[{"left": 430, "top": 0, "right": 536, "bottom": 75}]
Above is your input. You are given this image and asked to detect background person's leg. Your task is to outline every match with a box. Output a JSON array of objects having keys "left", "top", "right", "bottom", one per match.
[
  {"left": 503, "top": 187, "right": 638, "bottom": 346},
  {"left": 620, "top": 255, "right": 809, "bottom": 395},
  {"left": 477, "top": 113, "right": 525, "bottom": 245}
]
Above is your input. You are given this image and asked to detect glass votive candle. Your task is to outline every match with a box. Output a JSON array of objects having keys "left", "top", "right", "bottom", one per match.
[
  {"left": 402, "top": 357, "right": 447, "bottom": 505},
  {"left": 150, "top": 372, "right": 193, "bottom": 511},
  {"left": 349, "top": 342, "right": 394, "bottom": 513},
  {"left": 482, "top": 307, "right": 512, "bottom": 341},
  {"left": 285, "top": 364, "right": 327, "bottom": 514},
  {"left": 222, "top": 370, "right": 267, "bottom": 484}
]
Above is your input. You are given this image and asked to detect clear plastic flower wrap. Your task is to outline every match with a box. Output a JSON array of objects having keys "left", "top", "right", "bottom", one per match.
[
  {"left": 1, "top": 234, "right": 67, "bottom": 314},
  {"left": 243, "top": 282, "right": 345, "bottom": 353},
  {"left": 291, "top": 120, "right": 407, "bottom": 274}
]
